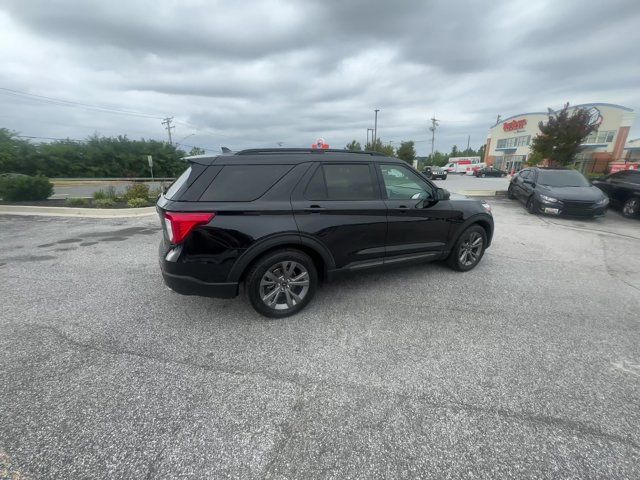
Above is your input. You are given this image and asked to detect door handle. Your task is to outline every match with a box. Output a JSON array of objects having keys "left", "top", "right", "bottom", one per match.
[{"left": 304, "top": 205, "right": 325, "bottom": 212}]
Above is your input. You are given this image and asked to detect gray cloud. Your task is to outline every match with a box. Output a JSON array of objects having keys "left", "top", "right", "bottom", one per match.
[{"left": 0, "top": 0, "right": 638, "bottom": 155}]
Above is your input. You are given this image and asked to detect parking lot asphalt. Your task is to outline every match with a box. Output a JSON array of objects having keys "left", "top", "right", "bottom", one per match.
[
  {"left": 432, "top": 173, "right": 510, "bottom": 194},
  {"left": 1, "top": 201, "right": 639, "bottom": 479}
]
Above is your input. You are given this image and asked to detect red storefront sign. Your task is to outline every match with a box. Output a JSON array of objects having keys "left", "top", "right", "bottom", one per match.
[{"left": 503, "top": 119, "right": 527, "bottom": 131}]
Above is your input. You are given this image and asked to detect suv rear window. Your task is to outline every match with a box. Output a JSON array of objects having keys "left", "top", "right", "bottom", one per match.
[{"left": 200, "top": 164, "right": 292, "bottom": 201}]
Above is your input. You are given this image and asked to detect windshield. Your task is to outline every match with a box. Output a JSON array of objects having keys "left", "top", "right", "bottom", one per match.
[{"left": 537, "top": 170, "right": 590, "bottom": 187}]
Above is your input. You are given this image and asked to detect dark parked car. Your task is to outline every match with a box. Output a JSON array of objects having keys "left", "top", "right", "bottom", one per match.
[
  {"left": 592, "top": 169, "right": 640, "bottom": 218},
  {"left": 507, "top": 167, "right": 609, "bottom": 217},
  {"left": 423, "top": 166, "right": 447, "bottom": 180},
  {"left": 474, "top": 166, "right": 507, "bottom": 178},
  {"left": 157, "top": 149, "right": 494, "bottom": 317}
]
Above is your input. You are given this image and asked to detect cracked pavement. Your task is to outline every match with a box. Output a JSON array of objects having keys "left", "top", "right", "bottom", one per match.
[{"left": 1, "top": 200, "right": 639, "bottom": 479}]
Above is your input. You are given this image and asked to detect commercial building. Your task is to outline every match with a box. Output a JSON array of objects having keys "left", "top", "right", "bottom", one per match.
[{"left": 483, "top": 103, "right": 635, "bottom": 173}]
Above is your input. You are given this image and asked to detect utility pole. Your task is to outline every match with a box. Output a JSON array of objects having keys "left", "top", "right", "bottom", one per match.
[
  {"left": 161, "top": 117, "right": 175, "bottom": 145},
  {"left": 373, "top": 109, "right": 379, "bottom": 146},
  {"left": 429, "top": 116, "right": 439, "bottom": 158},
  {"left": 466, "top": 134, "right": 470, "bottom": 152}
]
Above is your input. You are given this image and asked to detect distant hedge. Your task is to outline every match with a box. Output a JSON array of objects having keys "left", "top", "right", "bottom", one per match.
[
  {"left": 0, "top": 174, "right": 53, "bottom": 201},
  {"left": 0, "top": 128, "right": 189, "bottom": 178}
]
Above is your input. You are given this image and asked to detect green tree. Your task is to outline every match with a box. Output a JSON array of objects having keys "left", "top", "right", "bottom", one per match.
[
  {"left": 428, "top": 151, "right": 449, "bottom": 167},
  {"left": 345, "top": 140, "right": 362, "bottom": 151},
  {"left": 365, "top": 138, "right": 395, "bottom": 157},
  {"left": 189, "top": 146, "right": 206, "bottom": 156},
  {"left": 396, "top": 140, "right": 416, "bottom": 165},
  {"left": 530, "top": 103, "right": 598, "bottom": 166},
  {"left": 450, "top": 145, "right": 459, "bottom": 157}
]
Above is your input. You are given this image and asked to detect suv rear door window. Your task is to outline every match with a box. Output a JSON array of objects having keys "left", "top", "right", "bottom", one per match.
[
  {"left": 305, "top": 164, "right": 376, "bottom": 201},
  {"left": 200, "top": 164, "right": 292, "bottom": 201}
]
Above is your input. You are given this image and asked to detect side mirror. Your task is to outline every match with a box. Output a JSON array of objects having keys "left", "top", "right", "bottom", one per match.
[{"left": 436, "top": 187, "right": 450, "bottom": 201}]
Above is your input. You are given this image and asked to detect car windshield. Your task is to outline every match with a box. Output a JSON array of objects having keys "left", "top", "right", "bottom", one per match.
[{"left": 537, "top": 170, "right": 590, "bottom": 187}]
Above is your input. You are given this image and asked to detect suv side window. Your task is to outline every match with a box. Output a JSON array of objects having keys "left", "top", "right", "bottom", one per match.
[
  {"left": 304, "top": 163, "right": 377, "bottom": 201},
  {"left": 380, "top": 164, "right": 433, "bottom": 200}
]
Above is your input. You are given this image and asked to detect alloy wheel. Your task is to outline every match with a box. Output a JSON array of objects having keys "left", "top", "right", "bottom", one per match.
[
  {"left": 259, "top": 261, "right": 310, "bottom": 311},
  {"left": 623, "top": 198, "right": 639, "bottom": 217},
  {"left": 458, "top": 232, "right": 483, "bottom": 267}
]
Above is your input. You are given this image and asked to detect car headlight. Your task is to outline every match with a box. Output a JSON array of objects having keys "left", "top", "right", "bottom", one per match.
[
  {"left": 596, "top": 197, "right": 609, "bottom": 206},
  {"left": 481, "top": 201, "right": 492, "bottom": 214},
  {"left": 539, "top": 195, "right": 558, "bottom": 203}
]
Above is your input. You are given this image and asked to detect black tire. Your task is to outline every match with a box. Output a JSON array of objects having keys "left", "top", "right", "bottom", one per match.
[
  {"left": 245, "top": 249, "right": 318, "bottom": 318},
  {"left": 526, "top": 195, "right": 538, "bottom": 214},
  {"left": 446, "top": 225, "right": 487, "bottom": 272},
  {"left": 481, "top": 173, "right": 486, "bottom": 178},
  {"left": 622, "top": 197, "right": 639, "bottom": 218},
  {"left": 507, "top": 184, "right": 515, "bottom": 199}
]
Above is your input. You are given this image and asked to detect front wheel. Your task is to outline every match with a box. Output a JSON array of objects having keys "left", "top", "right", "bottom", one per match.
[
  {"left": 246, "top": 249, "right": 318, "bottom": 318},
  {"left": 446, "top": 225, "right": 487, "bottom": 272},
  {"left": 622, "top": 197, "right": 639, "bottom": 218},
  {"left": 526, "top": 196, "right": 538, "bottom": 214}
]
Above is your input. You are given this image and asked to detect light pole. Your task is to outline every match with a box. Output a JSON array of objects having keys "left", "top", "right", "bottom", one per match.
[{"left": 373, "top": 109, "right": 379, "bottom": 145}]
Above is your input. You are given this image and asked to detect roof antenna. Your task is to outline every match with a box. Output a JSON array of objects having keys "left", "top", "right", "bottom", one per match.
[{"left": 221, "top": 147, "right": 231, "bottom": 153}]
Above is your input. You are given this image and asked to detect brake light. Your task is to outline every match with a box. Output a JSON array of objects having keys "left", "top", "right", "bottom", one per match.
[{"left": 163, "top": 212, "right": 214, "bottom": 244}]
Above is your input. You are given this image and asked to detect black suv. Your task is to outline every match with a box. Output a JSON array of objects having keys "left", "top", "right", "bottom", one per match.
[{"left": 157, "top": 149, "right": 494, "bottom": 317}]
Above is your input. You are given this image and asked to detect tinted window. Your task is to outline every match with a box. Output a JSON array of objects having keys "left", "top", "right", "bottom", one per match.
[
  {"left": 200, "top": 164, "right": 292, "bottom": 201},
  {"left": 628, "top": 171, "right": 640, "bottom": 184},
  {"left": 304, "top": 164, "right": 376, "bottom": 201},
  {"left": 519, "top": 169, "right": 530, "bottom": 179},
  {"left": 164, "top": 166, "right": 191, "bottom": 200},
  {"left": 380, "top": 164, "right": 432, "bottom": 200},
  {"left": 537, "top": 170, "right": 589, "bottom": 187}
]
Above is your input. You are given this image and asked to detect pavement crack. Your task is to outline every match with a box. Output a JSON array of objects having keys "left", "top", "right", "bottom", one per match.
[
  {"left": 145, "top": 444, "right": 167, "bottom": 480},
  {"left": 34, "top": 324, "right": 640, "bottom": 454}
]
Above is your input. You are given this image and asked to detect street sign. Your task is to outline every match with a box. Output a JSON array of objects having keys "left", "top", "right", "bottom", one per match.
[{"left": 147, "top": 155, "right": 153, "bottom": 168}]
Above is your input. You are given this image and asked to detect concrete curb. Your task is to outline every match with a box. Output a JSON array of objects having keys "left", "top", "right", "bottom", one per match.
[
  {"left": 457, "top": 190, "right": 508, "bottom": 197},
  {"left": 0, "top": 205, "right": 157, "bottom": 218}
]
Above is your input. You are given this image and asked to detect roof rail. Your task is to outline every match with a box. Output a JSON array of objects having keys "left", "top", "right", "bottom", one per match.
[{"left": 235, "top": 148, "right": 386, "bottom": 157}]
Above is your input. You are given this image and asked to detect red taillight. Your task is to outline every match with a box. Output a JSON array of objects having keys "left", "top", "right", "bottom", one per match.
[{"left": 163, "top": 212, "right": 214, "bottom": 244}]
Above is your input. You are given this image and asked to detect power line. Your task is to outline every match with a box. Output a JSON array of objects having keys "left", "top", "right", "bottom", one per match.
[{"left": 0, "top": 87, "right": 163, "bottom": 119}]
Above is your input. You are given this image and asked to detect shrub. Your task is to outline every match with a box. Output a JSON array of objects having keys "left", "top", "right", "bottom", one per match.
[
  {"left": 148, "top": 186, "right": 163, "bottom": 199},
  {"left": 123, "top": 183, "right": 150, "bottom": 201},
  {"left": 65, "top": 197, "right": 90, "bottom": 207},
  {"left": 93, "top": 198, "right": 116, "bottom": 208},
  {"left": 127, "top": 197, "right": 149, "bottom": 208},
  {"left": 93, "top": 186, "right": 119, "bottom": 200},
  {"left": 0, "top": 174, "right": 54, "bottom": 201}
]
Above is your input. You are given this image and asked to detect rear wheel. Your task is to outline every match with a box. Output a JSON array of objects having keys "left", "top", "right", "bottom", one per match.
[
  {"left": 246, "top": 249, "right": 318, "bottom": 318},
  {"left": 481, "top": 173, "right": 486, "bottom": 178},
  {"left": 446, "top": 225, "right": 487, "bottom": 272},
  {"left": 622, "top": 197, "right": 639, "bottom": 217}
]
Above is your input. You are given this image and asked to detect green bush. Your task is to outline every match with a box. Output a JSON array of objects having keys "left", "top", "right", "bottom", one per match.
[
  {"left": 123, "top": 183, "right": 150, "bottom": 201},
  {"left": 93, "top": 198, "right": 116, "bottom": 208},
  {"left": 0, "top": 174, "right": 53, "bottom": 201},
  {"left": 127, "top": 197, "right": 149, "bottom": 208},
  {"left": 65, "top": 197, "right": 90, "bottom": 207},
  {"left": 93, "top": 186, "right": 119, "bottom": 200}
]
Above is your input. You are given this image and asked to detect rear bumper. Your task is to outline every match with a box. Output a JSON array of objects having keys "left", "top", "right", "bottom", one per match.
[{"left": 161, "top": 270, "right": 239, "bottom": 298}]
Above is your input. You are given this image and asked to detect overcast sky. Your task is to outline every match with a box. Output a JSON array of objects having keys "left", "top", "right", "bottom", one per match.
[{"left": 1, "top": 0, "right": 639, "bottom": 155}]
